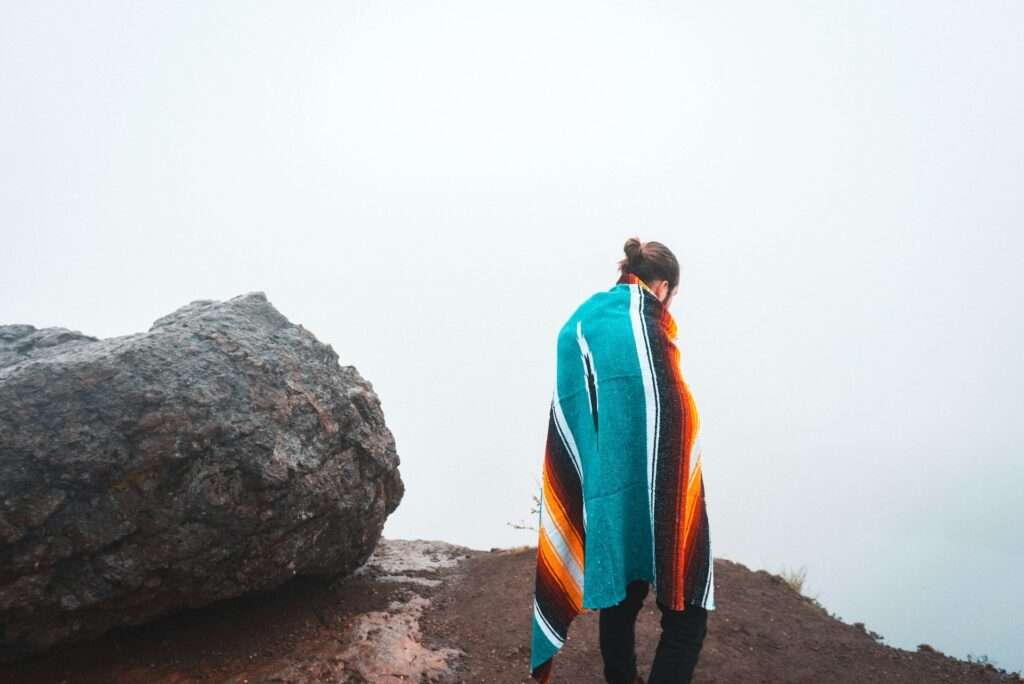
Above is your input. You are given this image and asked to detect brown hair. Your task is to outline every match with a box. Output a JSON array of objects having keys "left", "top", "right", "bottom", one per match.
[{"left": 617, "top": 237, "right": 680, "bottom": 291}]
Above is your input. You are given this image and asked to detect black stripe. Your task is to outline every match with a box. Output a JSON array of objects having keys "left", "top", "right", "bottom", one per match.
[
  {"left": 583, "top": 353, "right": 599, "bottom": 432},
  {"left": 546, "top": 405, "right": 585, "bottom": 541},
  {"left": 641, "top": 286, "right": 687, "bottom": 605}
]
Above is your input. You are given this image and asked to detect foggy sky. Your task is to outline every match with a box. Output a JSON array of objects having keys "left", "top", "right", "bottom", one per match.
[{"left": 2, "top": 1, "right": 1021, "bottom": 674}]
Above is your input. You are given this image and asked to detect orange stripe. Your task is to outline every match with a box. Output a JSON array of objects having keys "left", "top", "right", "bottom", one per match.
[
  {"left": 538, "top": 522, "right": 580, "bottom": 600},
  {"left": 538, "top": 527, "right": 583, "bottom": 611},
  {"left": 672, "top": 348, "right": 701, "bottom": 608},
  {"left": 673, "top": 344, "right": 689, "bottom": 607},
  {"left": 542, "top": 460, "right": 585, "bottom": 568},
  {"left": 684, "top": 462, "right": 703, "bottom": 542},
  {"left": 682, "top": 380, "right": 700, "bottom": 439}
]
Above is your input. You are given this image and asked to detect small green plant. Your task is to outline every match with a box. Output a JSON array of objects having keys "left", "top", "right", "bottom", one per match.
[
  {"left": 853, "top": 621, "right": 886, "bottom": 642},
  {"left": 506, "top": 477, "right": 542, "bottom": 532},
  {"left": 965, "top": 651, "right": 1024, "bottom": 680}
]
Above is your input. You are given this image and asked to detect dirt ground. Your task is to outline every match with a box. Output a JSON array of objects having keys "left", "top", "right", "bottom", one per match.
[
  {"left": 423, "top": 546, "right": 1022, "bottom": 683},
  {"left": 2, "top": 538, "right": 1020, "bottom": 683}
]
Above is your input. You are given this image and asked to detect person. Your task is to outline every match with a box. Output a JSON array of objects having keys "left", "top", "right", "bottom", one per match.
[{"left": 529, "top": 237, "right": 715, "bottom": 684}]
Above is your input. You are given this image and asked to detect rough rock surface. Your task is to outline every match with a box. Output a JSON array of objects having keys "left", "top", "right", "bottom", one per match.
[{"left": 0, "top": 292, "right": 404, "bottom": 661}]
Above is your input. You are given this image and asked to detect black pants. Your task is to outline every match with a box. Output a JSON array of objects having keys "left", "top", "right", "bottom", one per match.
[{"left": 599, "top": 579, "right": 708, "bottom": 684}]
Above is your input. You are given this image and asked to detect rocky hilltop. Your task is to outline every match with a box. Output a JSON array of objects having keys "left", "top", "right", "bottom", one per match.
[
  {"left": 1, "top": 538, "right": 1020, "bottom": 683},
  {"left": 1, "top": 295, "right": 1018, "bottom": 683},
  {"left": 0, "top": 293, "right": 404, "bottom": 661}
]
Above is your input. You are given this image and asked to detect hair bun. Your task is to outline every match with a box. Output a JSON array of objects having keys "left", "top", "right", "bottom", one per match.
[
  {"left": 624, "top": 237, "right": 643, "bottom": 263},
  {"left": 616, "top": 237, "right": 679, "bottom": 291}
]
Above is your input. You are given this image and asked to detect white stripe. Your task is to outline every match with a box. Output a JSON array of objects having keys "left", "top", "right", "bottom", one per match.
[
  {"left": 540, "top": 488, "right": 585, "bottom": 589},
  {"left": 552, "top": 391, "right": 587, "bottom": 531},
  {"left": 534, "top": 598, "right": 564, "bottom": 647},
  {"left": 629, "top": 284, "right": 660, "bottom": 582},
  {"left": 701, "top": 488, "right": 716, "bottom": 609},
  {"left": 551, "top": 392, "right": 583, "bottom": 483},
  {"left": 576, "top": 321, "right": 599, "bottom": 426},
  {"left": 688, "top": 434, "right": 702, "bottom": 487},
  {"left": 703, "top": 535, "right": 716, "bottom": 609}
]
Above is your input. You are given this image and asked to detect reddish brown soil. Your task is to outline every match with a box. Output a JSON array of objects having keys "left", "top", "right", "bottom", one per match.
[
  {"left": 2, "top": 540, "right": 1019, "bottom": 683},
  {"left": 425, "top": 547, "right": 1023, "bottom": 683},
  {"left": 0, "top": 568, "right": 406, "bottom": 683}
]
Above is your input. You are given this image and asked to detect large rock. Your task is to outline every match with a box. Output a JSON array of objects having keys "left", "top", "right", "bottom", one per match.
[{"left": 0, "top": 292, "right": 404, "bottom": 661}]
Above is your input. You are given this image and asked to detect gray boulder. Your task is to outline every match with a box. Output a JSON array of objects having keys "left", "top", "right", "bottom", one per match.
[{"left": 0, "top": 292, "right": 404, "bottom": 661}]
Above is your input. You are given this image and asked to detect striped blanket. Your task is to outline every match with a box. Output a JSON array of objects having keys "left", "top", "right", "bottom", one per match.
[{"left": 529, "top": 272, "right": 715, "bottom": 683}]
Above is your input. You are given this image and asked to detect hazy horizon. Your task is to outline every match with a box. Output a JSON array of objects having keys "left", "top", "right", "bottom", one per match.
[{"left": 3, "top": 0, "right": 1021, "bottom": 675}]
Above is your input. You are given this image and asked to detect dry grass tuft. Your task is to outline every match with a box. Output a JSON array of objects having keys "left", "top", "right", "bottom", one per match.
[{"left": 778, "top": 564, "right": 808, "bottom": 595}]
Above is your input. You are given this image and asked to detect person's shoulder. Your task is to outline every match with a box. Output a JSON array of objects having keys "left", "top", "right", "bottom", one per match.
[
  {"left": 582, "top": 283, "right": 632, "bottom": 315},
  {"left": 558, "top": 285, "right": 631, "bottom": 334},
  {"left": 561, "top": 285, "right": 617, "bottom": 321}
]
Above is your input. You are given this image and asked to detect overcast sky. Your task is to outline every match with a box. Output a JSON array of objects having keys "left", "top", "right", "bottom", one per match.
[{"left": 2, "top": 0, "right": 1021, "bottom": 674}]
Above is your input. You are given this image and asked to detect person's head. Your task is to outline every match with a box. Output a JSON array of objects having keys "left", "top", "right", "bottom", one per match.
[{"left": 617, "top": 237, "right": 680, "bottom": 308}]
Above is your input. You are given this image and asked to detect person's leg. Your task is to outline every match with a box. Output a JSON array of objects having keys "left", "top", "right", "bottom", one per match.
[
  {"left": 647, "top": 600, "right": 708, "bottom": 684},
  {"left": 599, "top": 579, "right": 650, "bottom": 684}
]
